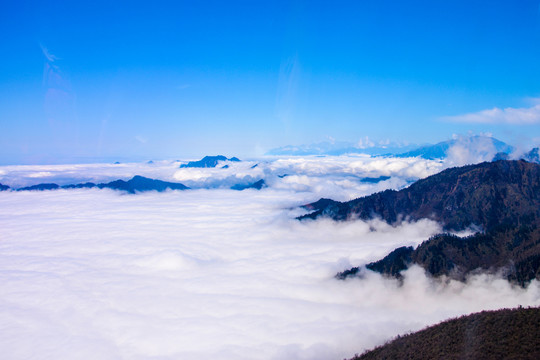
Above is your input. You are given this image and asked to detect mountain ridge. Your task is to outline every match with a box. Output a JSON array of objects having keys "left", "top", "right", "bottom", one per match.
[
  {"left": 9, "top": 176, "right": 189, "bottom": 194},
  {"left": 395, "top": 135, "right": 514, "bottom": 160},
  {"left": 266, "top": 135, "right": 515, "bottom": 159},
  {"left": 267, "top": 141, "right": 418, "bottom": 156},
  {"left": 302, "top": 160, "right": 540, "bottom": 284},
  {"left": 179, "top": 155, "right": 240, "bottom": 168},
  {"left": 349, "top": 307, "right": 540, "bottom": 360},
  {"left": 3, "top": 175, "right": 270, "bottom": 193}
]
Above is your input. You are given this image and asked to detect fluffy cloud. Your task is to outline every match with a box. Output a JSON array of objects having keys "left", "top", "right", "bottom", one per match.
[
  {"left": 0, "top": 160, "right": 183, "bottom": 188},
  {"left": 1, "top": 186, "right": 538, "bottom": 360},
  {"left": 445, "top": 135, "right": 499, "bottom": 167},
  {"left": 1, "top": 155, "right": 443, "bottom": 201},
  {"left": 258, "top": 155, "right": 443, "bottom": 201},
  {"left": 444, "top": 103, "right": 540, "bottom": 125}
]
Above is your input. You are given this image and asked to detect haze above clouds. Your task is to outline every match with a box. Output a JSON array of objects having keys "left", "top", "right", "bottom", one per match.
[{"left": 1, "top": 156, "right": 539, "bottom": 359}]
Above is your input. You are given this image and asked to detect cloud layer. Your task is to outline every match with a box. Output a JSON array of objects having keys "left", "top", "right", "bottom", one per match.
[
  {"left": 0, "top": 155, "right": 444, "bottom": 201},
  {"left": 1, "top": 184, "right": 539, "bottom": 359}
]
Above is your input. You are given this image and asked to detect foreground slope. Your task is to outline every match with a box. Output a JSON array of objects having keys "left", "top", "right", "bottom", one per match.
[
  {"left": 303, "top": 160, "right": 540, "bottom": 284},
  {"left": 349, "top": 307, "right": 540, "bottom": 360}
]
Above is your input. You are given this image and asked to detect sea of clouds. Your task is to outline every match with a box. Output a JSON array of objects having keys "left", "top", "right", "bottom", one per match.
[
  {"left": 0, "top": 155, "right": 443, "bottom": 201},
  {"left": 1, "top": 155, "right": 539, "bottom": 360}
]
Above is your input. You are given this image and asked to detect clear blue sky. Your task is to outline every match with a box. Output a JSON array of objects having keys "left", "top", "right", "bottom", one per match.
[{"left": 2, "top": 0, "right": 540, "bottom": 164}]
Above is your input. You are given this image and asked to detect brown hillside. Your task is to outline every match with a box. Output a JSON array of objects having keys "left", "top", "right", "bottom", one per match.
[{"left": 349, "top": 307, "right": 540, "bottom": 360}]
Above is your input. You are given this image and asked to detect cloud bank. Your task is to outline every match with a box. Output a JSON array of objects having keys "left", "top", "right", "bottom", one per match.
[
  {"left": 1, "top": 185, "right": 539, "bottom": 360},
  {"left": 1, "top": 155, "right": 444, "bottom": 201},
  {"left": 444, "top": 103, "right": 540, "bottom": 125}
]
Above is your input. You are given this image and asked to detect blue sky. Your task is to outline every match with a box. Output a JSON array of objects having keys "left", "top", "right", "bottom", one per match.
[{"left": 1, "top": 0, "right": 540, "bottom": 164}]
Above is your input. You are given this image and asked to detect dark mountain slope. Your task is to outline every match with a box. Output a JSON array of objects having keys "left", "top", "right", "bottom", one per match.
[
  {"left": 18, "top": 183, "right": 60, "bottom": 191},
  {"left": 303, "top": 160, "right": 540, "bottom": 284},
  {"left": 339, "top": 229, "right": 540, "bottom": 285},
  {"left": 11, "top": 176, "right": 188, "bottom": 193},
  {"left": 230, "top": 179, "right": 266, "bottom": 191},
  {"left": 62, "top": 182, "right": 97, "bottom": 189},
  {"left": 98, "top": 175, "right": 189, "bottom": 193},
  {"left": 179, "top": 155, "right": 240, "bottom": 168},
  {"left": 0, "top": 183, "right": 10, "bottom": 191},
  {"left": 360, "top": 175, "right": 390, "bottom": 183},
  {"left": 301, "top": 160, "right": 540, "bottom": 232},
  {"left": 523, "top": 147, "right": 539, "bottom": 163},
  {"left": 349, "top": 307, "right": 540, "bottom": 360}
]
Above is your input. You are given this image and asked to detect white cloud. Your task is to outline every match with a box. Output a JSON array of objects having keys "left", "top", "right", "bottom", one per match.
[
  {"left": 0, "top": 161, "right": 184, "bottom": 188},
  {"left": 444, "top": 103, "right": 540, "bottom": 124},
  {"left": 27, "top": 171, "right": 54, "bottom": 178},
  {"left": 445, "top": 135, "right": 498, "bottom": 167},
  {"left": 262, "top": 155, "right": 443, "bottom": 201},
  {"left": 357, "top": 136, "right": 374, "bottom": 149},
  {"left": 0, "top": 183, "right": 539, "bottom": 359},
  {"left": 40, "top": 43, "right": 59, "bottom": 63},
  {"left": 0, "top": 155, "right": 443, "bottom": 199}
]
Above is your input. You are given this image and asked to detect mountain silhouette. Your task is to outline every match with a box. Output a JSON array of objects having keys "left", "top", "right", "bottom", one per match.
[
  {"left": 349, "top": 307, "right": 540, "bottom": 360},
  {"left": 303, "top": 160, "right": 540, "bottom": 284},
  {"left": 179, "top": 155, "right": 240, "bottom": 168},
  {"left": 98, "top": 175, "right": 189, "bottom": 193},
  {"left": 396, "top": 135, "right": 513, "bottom": 160},
  {"left": 11, "top": 176, "right": 189, "bottom": 194}
]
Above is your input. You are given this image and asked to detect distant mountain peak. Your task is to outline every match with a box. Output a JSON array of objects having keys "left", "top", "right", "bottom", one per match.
[
  {"left": 266, "top": 140, "right": 418, "bottom": 156},
  {"left": 230, "top": 179, "right": 266, "bottom": 191},
  {"left": 99, "top": 176, "right": 189, "bottom": 193},
  {"left": 179, "top": 155, "right": 241, "bottom": 168},
  {"left": 18, "top": 183, "right": 60, "bottom": 191},
  {"left": 396, "top": 135, "right": 514, "bottom": 162},
  {"left": 12, "top": 176, "right": 189, "bottom": 194}
]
